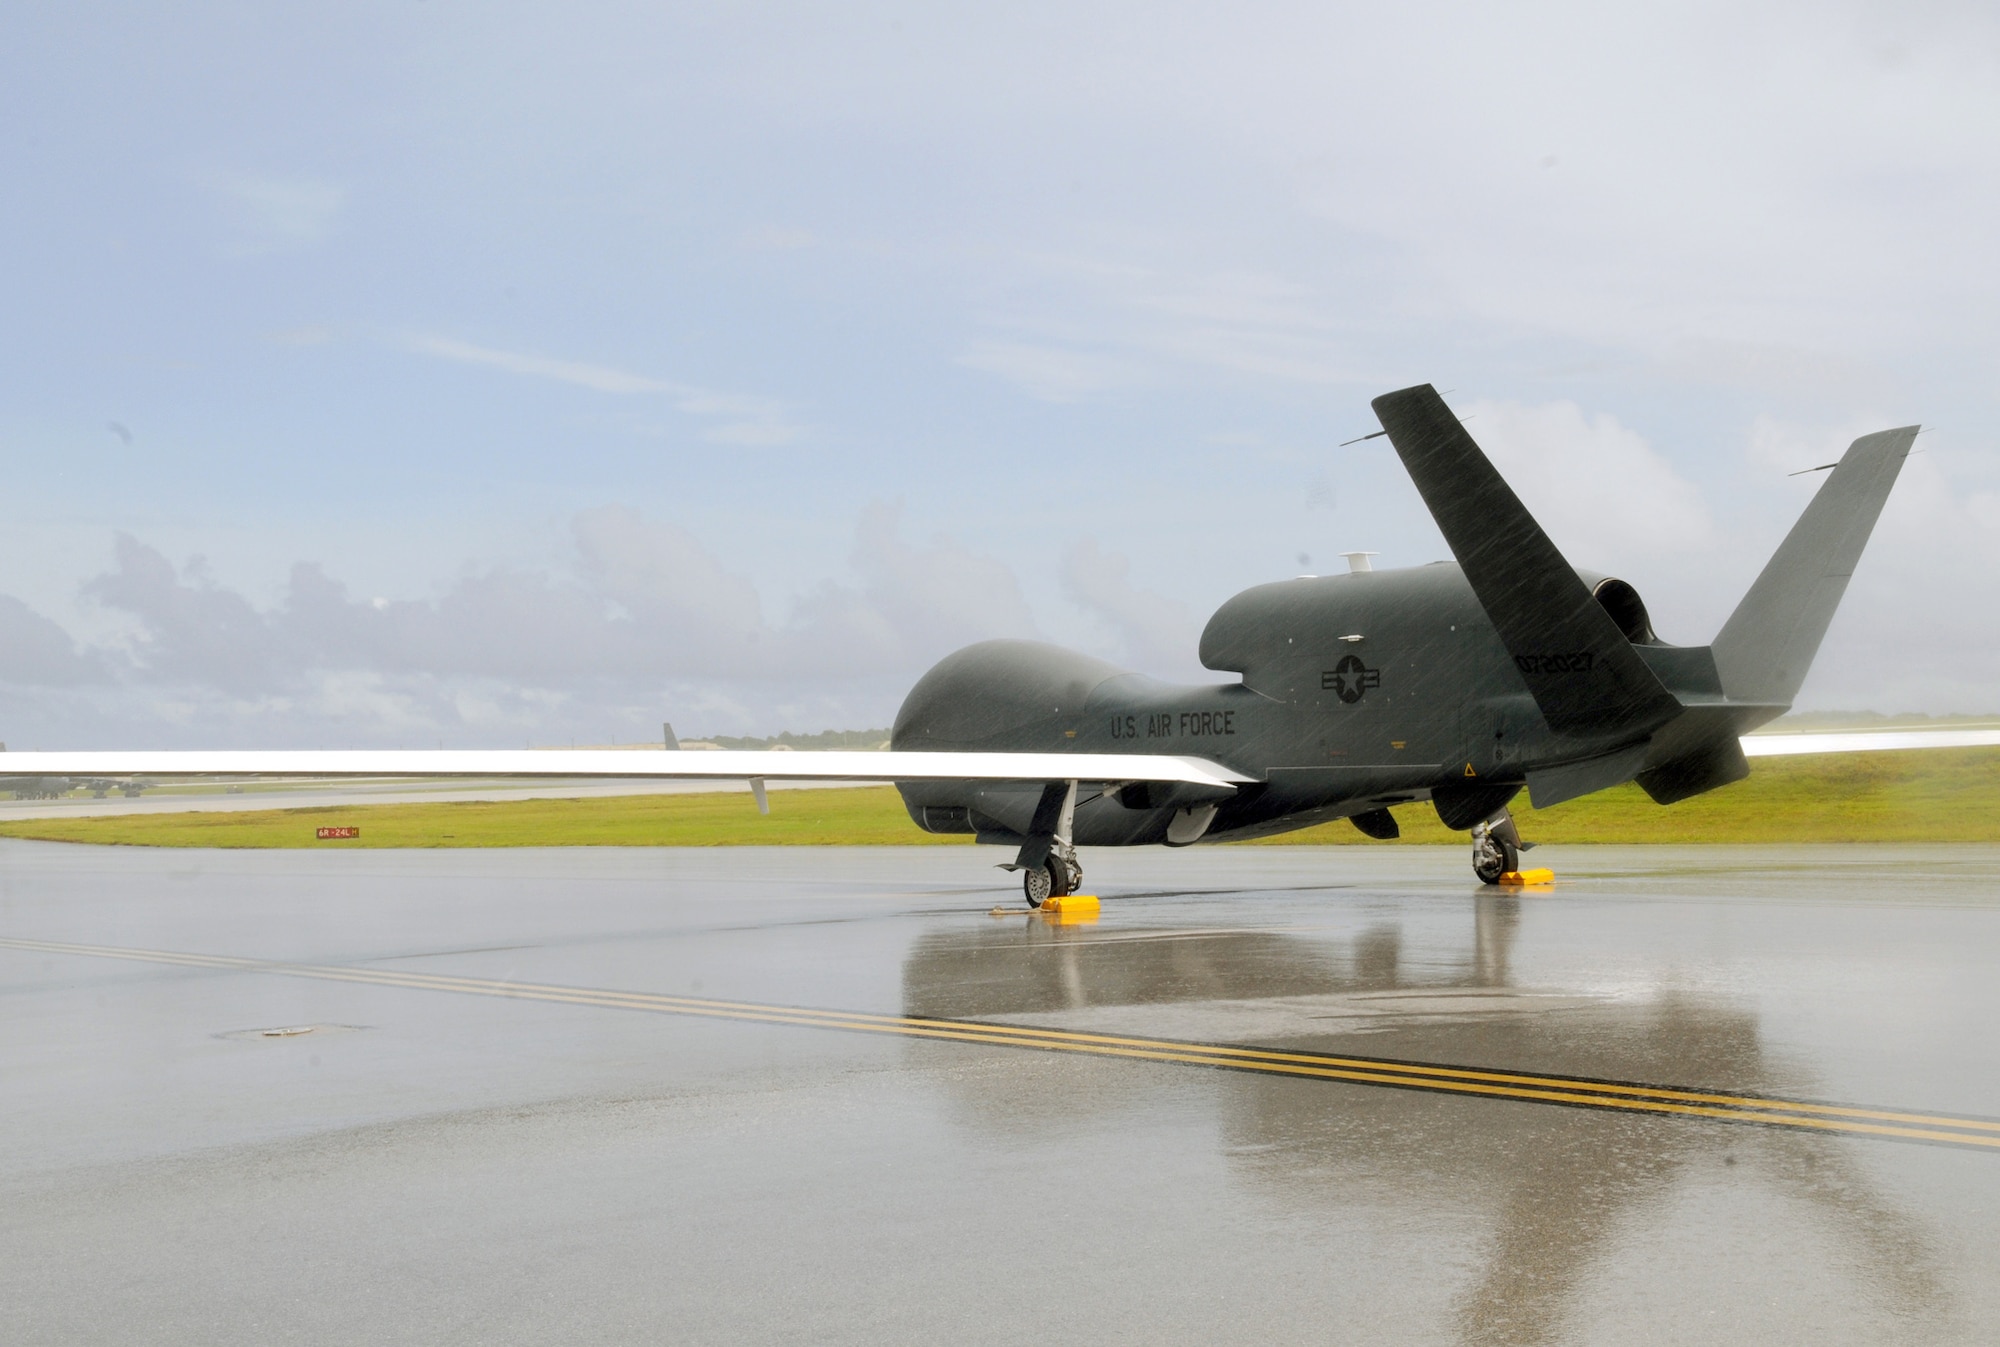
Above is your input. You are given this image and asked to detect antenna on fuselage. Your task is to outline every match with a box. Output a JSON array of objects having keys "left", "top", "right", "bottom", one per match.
[{"left": 1339, "top": 552, "right": 1377, "bottom": 574}]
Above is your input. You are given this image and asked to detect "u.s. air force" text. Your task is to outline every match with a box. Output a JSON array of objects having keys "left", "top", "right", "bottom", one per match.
[{"left": 1108, "top": 710, "right": 1237, "bottom": 739}]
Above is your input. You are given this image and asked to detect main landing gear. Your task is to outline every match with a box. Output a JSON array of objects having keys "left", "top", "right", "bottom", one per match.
[
  {"left": 1023, "top": 846, "right": 1083, "bottom": 907},
  {"left": 1013, "top": 779, "right": 1085, "bottom": 908},
  {"left": 1471, "top": 811, "right": 1527, "bottom": 885}
]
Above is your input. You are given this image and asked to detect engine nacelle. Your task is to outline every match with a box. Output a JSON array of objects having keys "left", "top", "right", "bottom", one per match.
[{"left": 1589, "top": 576, "right": 1658, "bottom": 645}]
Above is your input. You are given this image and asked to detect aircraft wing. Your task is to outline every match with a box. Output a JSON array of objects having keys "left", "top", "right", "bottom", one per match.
[
  {"left": 1740, "top": 728, "right": 2000, "bottom": 758},
  {"left": 0, "top": 749, "right": 1253, "bottom": 790}
]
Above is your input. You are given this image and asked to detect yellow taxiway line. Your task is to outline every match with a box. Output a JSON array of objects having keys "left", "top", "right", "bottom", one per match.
[{"left": 5, "top": 934, "right": 1997, "bottom": 1150}]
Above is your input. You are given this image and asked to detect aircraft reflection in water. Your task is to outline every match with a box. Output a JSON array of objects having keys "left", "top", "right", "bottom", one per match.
[{"left": 901, "top": 905, "right": 1949, "bottom": 1346}]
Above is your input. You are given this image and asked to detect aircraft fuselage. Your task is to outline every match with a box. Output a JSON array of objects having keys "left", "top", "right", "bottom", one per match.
[{"left": 892, "top": 561, "right": 1765, "bottom": 847}]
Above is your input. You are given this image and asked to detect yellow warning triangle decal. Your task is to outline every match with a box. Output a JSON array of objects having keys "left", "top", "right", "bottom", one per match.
[{"left": 1463, "top": 762, "right": 1478, "bottom": 777}]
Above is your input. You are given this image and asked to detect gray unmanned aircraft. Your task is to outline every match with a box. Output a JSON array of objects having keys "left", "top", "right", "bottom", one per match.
[
  {"left": 890, "top": 383, "right": 1927, "bottom": 900},
  {"left": 10, "top": 385, "right": 1987, "bottom": 903}
]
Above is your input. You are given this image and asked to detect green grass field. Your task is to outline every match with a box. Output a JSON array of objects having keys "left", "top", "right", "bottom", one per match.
[{"left": 1, "top": 747, "right": 1996, "bottom": 849}]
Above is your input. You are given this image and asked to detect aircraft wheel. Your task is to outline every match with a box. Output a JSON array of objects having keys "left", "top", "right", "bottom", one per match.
[
  {"left": 1471, "top": 827, "right": 1518, "bottom": 885},
  {"left": 1023, "top": 855, "right": 1076, "bottom": 907},
  {"left": 1024, "top": 862, "right": 1054, "bottom": 907}
]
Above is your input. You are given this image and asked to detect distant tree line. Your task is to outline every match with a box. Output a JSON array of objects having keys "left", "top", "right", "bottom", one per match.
[{"left": 687, "top": 728, "right": 893, "bottom": 751}]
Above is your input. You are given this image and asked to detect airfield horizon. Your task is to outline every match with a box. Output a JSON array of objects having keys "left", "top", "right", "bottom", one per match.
[{"left": 0, "top": 747, "right": 1993, "bottom": 850}]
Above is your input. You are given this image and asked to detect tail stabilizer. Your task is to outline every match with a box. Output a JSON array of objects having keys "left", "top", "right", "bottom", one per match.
[
  {"left": 1371, "top": 384, "right": 1681, "bottom": 737},
  {"left": 1711, "top": 426, "right": 1918, "bottom": 707}
]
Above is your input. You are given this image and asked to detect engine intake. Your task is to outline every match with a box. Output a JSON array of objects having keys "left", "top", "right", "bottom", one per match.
[{"left": 1591, "top": 577, "right": 1657, "bottom": 645}]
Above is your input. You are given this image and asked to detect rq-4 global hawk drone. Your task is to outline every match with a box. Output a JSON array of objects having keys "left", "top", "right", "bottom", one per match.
[{"left": 15, "top": 385, "right": 1989, "bottom": 904}]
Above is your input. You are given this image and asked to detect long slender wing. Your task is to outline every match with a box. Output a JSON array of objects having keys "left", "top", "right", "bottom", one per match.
[
  {"left": 0, "top": 749, "right": 1253, "bottom": 789},
  {"left": 1741, "top": 729, "right": 2000, "bottom": 758}
]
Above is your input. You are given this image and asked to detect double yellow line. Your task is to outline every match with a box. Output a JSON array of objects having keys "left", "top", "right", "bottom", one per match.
[{"left": 6, "top": 934, "right": 1997, "bottom": 1150}]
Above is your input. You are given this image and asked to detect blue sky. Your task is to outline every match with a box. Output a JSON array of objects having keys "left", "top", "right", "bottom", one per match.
[{"left": 2, "top": 2, "right": 1997, "bottom": 746}]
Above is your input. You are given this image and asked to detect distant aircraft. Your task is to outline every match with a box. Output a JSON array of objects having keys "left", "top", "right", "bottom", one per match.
[
  {"left": 0, "top": 775, "right": 72, "bottom": 801},
  {"left": 10, "top": 385, "right": 1993, "bottom": 902},
  {"left": 0, "top": 775, "right": 146, "bottom": 800}
]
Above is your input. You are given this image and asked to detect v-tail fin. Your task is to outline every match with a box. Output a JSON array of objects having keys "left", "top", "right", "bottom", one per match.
[
  {"left": 1711, "top": 425, "right": 1918, "bottom": 708},
  {"left": 1371, "top": 384, "right": 1680, "bottom": 738}
]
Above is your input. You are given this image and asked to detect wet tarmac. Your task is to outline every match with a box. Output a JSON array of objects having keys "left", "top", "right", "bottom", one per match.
[{"left": 4, "top": 841, "right": 2000, "bottom": 1344}]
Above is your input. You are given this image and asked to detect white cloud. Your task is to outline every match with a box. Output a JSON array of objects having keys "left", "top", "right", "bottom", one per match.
[
  {"left": 1079, "top": 262, "right": 1361, "bottom": 385},
  {"left": 46, "top": 504, "right": 1042, "bottom": 742},
  {"left": 404, "top": 335, "right": 803, "bottom": 444},
  {"left": 1744, "top": 414, "right": 1895, "bottom": 478},
  {"left": 81, "top": 537, "right": 280, "bottom": 691},
  {"left": 22, "top": 2, "right": 2000, "bottom": 733},
  {"left": 960, "top": 256, "right": 1368, "bottom": 399},
  {"left": 1464, "top": 399, "right": 1717, "bottom": 575},
  {"left": 1060, "top": 540, "right": 1203, "bottom": 676},
  {"left": 710, "top": 5, "right": 2000, "bottom": 401},
  {"left": 959, "top": 339, "right": 1145, "bottom": 402},
  {"left": 787, "top": 501, "right": 1041, "bottom": 674},
  {"left": 668, "top": 388, "right": 803, "bottom": 446},
  {"left": 405, "top": 335, "right": 675, "bottom": 395},
  {"left": 571, "top": 505, "right": 767, "bottom": 668},
  {"left": 1787, "top": 438, "right": 2000, "bottom": 712},
  {"left": 0, "top": 595, "right": 107, "bottom": 687}
]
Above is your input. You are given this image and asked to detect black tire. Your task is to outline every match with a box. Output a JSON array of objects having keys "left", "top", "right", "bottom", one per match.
[
  {"left": 1024, "top": 855, "right": 1075, "bottom": 907},
  {"left": 1473, "top": 836, "right": 1518, "bottom": 885},
  {"left": 1024, "top": 862, "right": 1054, "bottom": 907}
]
